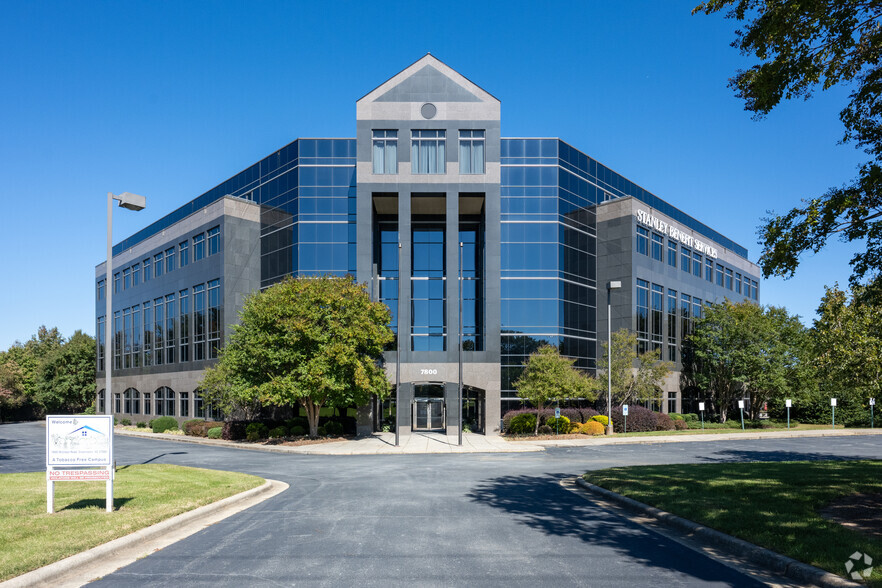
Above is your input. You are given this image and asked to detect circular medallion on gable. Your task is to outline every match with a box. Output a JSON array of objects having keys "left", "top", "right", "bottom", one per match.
[{"left": 420, "top": 103, "right": 437, "bottom": 119}]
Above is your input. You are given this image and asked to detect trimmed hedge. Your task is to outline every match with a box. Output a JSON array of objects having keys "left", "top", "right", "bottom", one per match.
[
  {"left": 545, "top": 416, "right": 570, "bottom": 432},
  {"left": 207, "top": 426, "right": 223, "bottom": 439},
  {"left": 268, "top": 426, "right": 287, "bottom": 438},
  {"left": 579, "top": 421, "right": 605, "bottom": 435},
  {"left": 656, "top": 412, "right": 675, "bottom": 431},
  {"left": 183, "top": 419, "right": 224, "bottom": 437},
  {"left": 502, "top": 407, "right": 599, "bottom": 432},
  {"left": 507, "top": 413, "right": 537, "bottom": 435},
  {"left": 245, "top": 422, "right": 269, "bottom": 441},
  {"left": 591, "top": 415, "right": 609, "bottom": 427},
  {"left": 151, "top": 416, "right": 178, "bottom": 434}
]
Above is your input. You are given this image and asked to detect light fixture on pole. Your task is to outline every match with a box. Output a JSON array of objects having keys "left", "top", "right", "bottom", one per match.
[
  {"left": 606, "top": 280, "right": 621, "bottom": 435},
  {"left": 458, "top": 241, "right": 463, "bottom": 446},
  {"left": 105, "top": 192, "right": 146, "bottom": 417},
  {"left": 395, "top": 241, "right": 401, "bottom": 447}
]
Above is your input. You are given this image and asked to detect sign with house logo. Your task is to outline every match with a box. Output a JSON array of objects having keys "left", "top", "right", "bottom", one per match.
[{"left": 46, "top": 415, "right": 113, "bottom": 467}]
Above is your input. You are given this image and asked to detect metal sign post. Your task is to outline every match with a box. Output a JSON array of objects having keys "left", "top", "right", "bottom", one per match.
[
  {"left": 785, "top": 399, "right": 792, "bottom": 430},
  {"left": 46, "top": 415, "right": 114, "bottom": 513},
  {"left": 622, "top": 404, "right": 628, "bottom": 434},
  {"left": 698, "top": 402, "right": 705, "bottom": 430},
  {"left": 831, "top": 398, "right": 837, "bottom": 429},
  {"left": 554, "top": 405, "right": 560, "bottom": 435},
  {"left": 871, "top": 398, "right": 875, "bottom": 429},
  {"left": 738, "top": 400, "right": 745, "bottom": 430}
]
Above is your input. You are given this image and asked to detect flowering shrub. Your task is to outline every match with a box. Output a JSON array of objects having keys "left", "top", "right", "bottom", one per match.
[{"left": 580, "top": 421, "right": 605, "bottom": 435}]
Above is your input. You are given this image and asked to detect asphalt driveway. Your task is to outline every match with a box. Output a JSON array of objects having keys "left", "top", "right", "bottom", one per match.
[{"left": 3, "top": 422, "right": 881, "bottom": 587}]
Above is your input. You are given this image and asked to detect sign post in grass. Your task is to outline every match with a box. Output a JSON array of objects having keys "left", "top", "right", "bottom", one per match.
[
  {"left": 46, "top": 415, "right": 114, "bottom": 514},
  {"left": 871, "top": 398, "right": 875, "bottom": 429},
  {"left": 738, "top": 400, "right": 745, "bottom": 430},
  {"left": 785, "top": 399, "right": 792, "bottom": 430},
  {"left": 622, "top": 404, "right": 628, "bottom": 433},
  {"left": 831, "top": 398, "right": 837, "bottom": 429},
  {"left": 698, "top": 402, "right": 705, "bottom": 430}
]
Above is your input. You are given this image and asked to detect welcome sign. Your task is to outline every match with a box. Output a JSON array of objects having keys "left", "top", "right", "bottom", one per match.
[{"left": 46, "top": 415, "right": 113, "bottom": 466}]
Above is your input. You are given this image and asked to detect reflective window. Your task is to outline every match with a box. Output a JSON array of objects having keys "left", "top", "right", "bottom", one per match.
[
  {"left": 96, "top": 316, "right": 105, "bottom": 372},
  {"left": 194, "top": 284, "right": 206, "bottom": 361},
  {"left": 651, "top": 233, "right": 663, "bottom": 262},
  {"left": 459, "top": 130, "right": 485, "bottom": 174},
  {"left": 667, "top": 240, "right": 677, "bottom": 267},
  {"left": 208, "top": 279, "right": 221, "bottom": 358},
  {"left": 179, "top": 391, "right": 189, "bottom": 418},
  {"left": 680, "top": 293, "right": 691, "bottom": 344},
  {"left": 651, "top": 284, "right": 663, "bottom": 353},
  {"left": 143, "top": 258, "right": 151, "bottom": 281},
  {"left": 143, "top": 301, "right": 153, "bottom": 366},
  {"left": 165, "top": 294, "right": 176, "bottom": 364},
  {"left": 411, "top": 130, "right": 445, "bottom": 174},
  {"left": 636, "top": 279, "right": 649, "bottom": 354},
  {"left": 193, "top": 233, "right": 205, "bottom": 261},
  {"left": 143, "top": 392, "right": 151, "bottom": 415},
  {"left": 123, "top": 267, "right": 131, "bottom": 290},
  {"left": 725, "top": 268, "right": 733, "bottom": 290},
  {"left": 154, "top": 297, "right": 164, "bottom": 365},
  {"left": 680, "top": 247, "right": 691, "bottom": 274},
  {"left": 736, "top": 273, "right": 742, "bottom": 294},
  {"left": 705, "top": 258, "right": 713, "bottom": 282},
  {"left": 372, "top": 130, "right": 398, "bottom": 174},
  {"left": 208, "top": 226, "right": 220, "bottom": 256},
  {"left": 716, "top": 263, "right": 724, "bottom": 287},
  {"left": 97, "top": 280, "right": 105, "bottom": 301},
  {"left": 667, "top": 289, "right": 677, "bottom": 363},
  {"left": 179, "top": 289, "right": 190, "bottom": 362},
  {"left": 692, "top": 252, "right": 702, "bottom": 277},
  {"left": 179, "top": 241, "right": 189, "bottom": 268},
  {"left": 636, "top": 226, "right": 649, "bottom": 256},
  {"left": 113, "top": 272, "right": 120, "bottom": 294},
  {"left": 412, "top": 225, "right": 446, "bottom": 351},
  {"left": 113, "top": 311, "right": 121, "bottom": 369},
  {"left": 132, "top": 263, "right": 140, "bottom": 287},
  {"left": 132, "top": 304, "right": 141, "bottom": 368},
  {"left": 154, "top": 252, "right": 163, "bottom": 277},
  {"left": 165, "top": 247, "right": 175, "bottom": 274}
]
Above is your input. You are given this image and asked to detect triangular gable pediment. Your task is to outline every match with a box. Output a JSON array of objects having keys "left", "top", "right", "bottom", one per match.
[
  {"left": 376, "top": 65, "right": 480, "bottom": 102},
  {"left": 359, "top": 54, "right": 498, "bottom": 105}
]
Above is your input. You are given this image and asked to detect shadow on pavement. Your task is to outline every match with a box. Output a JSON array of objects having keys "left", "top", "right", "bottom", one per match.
[
  {"left": 467, "top": 473, "right": 765, "bottom": 586},
  {"left": 699, "top": 449, "right": 856, "bottom": 463}
]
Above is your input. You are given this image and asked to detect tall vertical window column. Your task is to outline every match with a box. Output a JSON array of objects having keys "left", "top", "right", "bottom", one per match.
[
  {"left": 179, "top": 289, "right": 190, "bottom": 362},
  {"left": 207, "top": 279, "right": 221, "bottom": 359},
  {"left": 372, "top": 130, "right": 398, "bottom": 174},
  {"left": 143, "top": 301, "right": 153, "bottom": 366},
  {"left": 636, "top": 279, "right": 649, "bottom": 354},
  {"left": 412, "top": 222, "right": 446, "bottom": 351},
  {"left": 667, "top": 289, "right": 677, "bottom": 363},
  {"left": 194, "top": 284, "right": 206, "bottom": 361},
  {"left": 651, "top": 284, "right": 663, "bottom": 353},
  {"left": 460, "top": 220, "right": 483, "bottom": 350},
  {"left": 165, "top": 293, "right": 176, "bottom": 364},
  {"left": 375, "top": 221, "right": 399, "bottom": 346},
  {"left": 96, "top": 316, "right": 105, "bottom": 371},
  {"left": 154, "top": 297, "right": 164, "bottom": 366}
]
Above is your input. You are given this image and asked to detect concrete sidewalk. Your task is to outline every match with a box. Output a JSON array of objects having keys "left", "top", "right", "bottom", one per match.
[{"left": 116, "top": 426, "right": 882, "bottom": 455}]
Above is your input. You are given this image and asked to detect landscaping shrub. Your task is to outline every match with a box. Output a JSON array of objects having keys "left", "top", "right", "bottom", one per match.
[
  {"left": 567, "top": 420, "right": 581, "bottom": 433},
  {"left": 207, "top": 426, "right": 223, "bottom": 439},
  {"left": 507, "top": 413, "right": 537, "bottom": 435},
  {"left": 245, "top": 422, "right": 269, "bottom": 441},
  {"left": 316, "top": 425, "right": 327, "bottom": 437},
  {"left": 119, "top": 418, "right": 131, "bottom": 426},
  {"left": 136, "top": 421, "right": 147, "bottom": 428},
  {"left": 268, "top": 426, "right": 287, "bottom": 438},
  {"left": 151, "top": 416, "right": 178, "bottom": 434},
  {"left": 575, "top": 407, "right": 600, "bottom": 422},
  {"left": 656, "top": 412, "right": 676, "bottom": 431},
  {"left": 591, "top": 415, "right": 609, "bottom": 427},
  {"left": 605, "top": 405, "right": 658, "bottom": 433},
  {"left": 222, "top": 420, "right": 248, "bottom": 441},
  {"left": 669, "top": 412, "right": 684, "bottom": 421},
  {"left": 285, "top": 417, "right": 308, "bottom": 430},
  {"left": 183, "top": 419, "right": 207, "bottom": 436},
  {"left": 538, "top": 424, "right": 553, "bottom": 435},
  {"left": 579, "top": 421, "right": 605, "bottom": 435},
  {"left": 545, "top": 416, "right": 570, "bottom": 433},
  {"left": 674, "top": 419, "right": 688, "bottom": 430},
  {"left": 289, "top": 425, "right": 306, "bottom": 436},
  {"left": 682, "top": 413, "right": 699, "bottom": 423}
]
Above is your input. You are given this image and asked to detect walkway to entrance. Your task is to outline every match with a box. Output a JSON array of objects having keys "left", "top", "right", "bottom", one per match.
[{"left": 287, "top": 432, "right": 542, "bottom": 455}]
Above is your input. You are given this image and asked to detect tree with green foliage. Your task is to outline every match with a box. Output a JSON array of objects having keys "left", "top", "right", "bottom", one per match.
[
  {"left": 684, "top": 300, "right": 806, "bottom": 421},
  {"left": 600, "top": 329, "right": 673, "bottom": 407},
  {"left": 811, "top": 282, "right": 882, "bottom": 412},
  {"left": 514, "top": 345, "right": 600, "bottom": 434},
  {"left": 200, "top": 275, "right": 393, "bottom": 438},
  {"left": 0, "top": 326, "right": 69, "bottom": 420},
  {"left": 694, "top": 0, "right": 882, "bottom": 288},
  {"left": 35, "top": 330, "right": 96, "bottom": 413}
]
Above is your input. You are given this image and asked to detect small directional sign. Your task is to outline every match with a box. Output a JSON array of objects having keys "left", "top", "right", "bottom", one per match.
[{"left": 622, "top": 404, "right": 629, "bottom": 416}]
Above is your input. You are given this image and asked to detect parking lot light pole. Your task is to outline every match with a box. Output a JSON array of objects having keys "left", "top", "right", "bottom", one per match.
[
  {"left": 105, "top": 192, "right": 146, "bottom": 417},
  {"left": 607, "top": 280, "right": 621, "bottom": 435}
]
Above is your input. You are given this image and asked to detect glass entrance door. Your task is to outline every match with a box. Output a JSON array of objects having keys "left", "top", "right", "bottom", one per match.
[{"left": 414, "top": 398, "right": 445, "bottom": 430}]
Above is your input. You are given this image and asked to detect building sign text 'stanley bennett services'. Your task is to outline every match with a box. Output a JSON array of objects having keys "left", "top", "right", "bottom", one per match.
[{"left": 635, "top": 210, "right": 719, "bottom": 258}]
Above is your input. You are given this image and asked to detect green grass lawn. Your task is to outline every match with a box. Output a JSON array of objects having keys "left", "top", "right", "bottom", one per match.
[
  {"left": 585, "top": 460, "right": 882, "bottom": 586},
  {"left": 0, "top": 464, "right": 263, "bottom": 582}
]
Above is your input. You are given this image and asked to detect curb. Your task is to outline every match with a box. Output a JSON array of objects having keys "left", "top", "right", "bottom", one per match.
[
  {"left": 574, "top": 478, "right": 860, "bottom": 588},
  {"left": 1, "top": 479, "right": 282, "bottom": 588}
]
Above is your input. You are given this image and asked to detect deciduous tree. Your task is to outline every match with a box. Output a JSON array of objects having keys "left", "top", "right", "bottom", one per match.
[
  {"left": 200, "top": 275, "right": 393, "bottom": 437},
  {"left": 599, "top": 329, "right": 673, "bottom": 407},
  {"left": 514, "top": 345, "right": 600, "bottom": 434},
  {"left": 694, "top": 0, "right": 882, "bottom": 286}
]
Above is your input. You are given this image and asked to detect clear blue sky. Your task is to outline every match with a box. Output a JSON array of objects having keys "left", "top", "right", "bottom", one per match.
[{"left": 0, "top": 0, "right": 866, "bottom": 350}]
